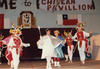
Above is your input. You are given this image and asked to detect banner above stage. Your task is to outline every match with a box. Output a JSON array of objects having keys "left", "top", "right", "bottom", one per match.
[{"left": 36, "top": 0, "right": 95, "bottom": 11}]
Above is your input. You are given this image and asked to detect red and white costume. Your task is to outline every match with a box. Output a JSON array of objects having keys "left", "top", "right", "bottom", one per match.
[
  {"left": 3, "top": 35, "right": 30, "bottom": 69},
  {"left": 65, "top": 36, "right": 74, "bottom": 62},
  {"left": 73, "top": 31, "right": 89, "bottom": 63},
  {"left": 2, "top": 24, "right": 30, "bottom": 69}
]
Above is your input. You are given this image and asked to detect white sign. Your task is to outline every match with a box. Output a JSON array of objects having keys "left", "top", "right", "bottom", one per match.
[{"left": 37, "top": 0, "right": 95, "bottom": 11}]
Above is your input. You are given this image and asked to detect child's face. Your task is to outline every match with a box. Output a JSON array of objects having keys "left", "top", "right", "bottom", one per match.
[
  {"left": 78, "top": 28, "right": 82, "bottom": 32},
  {"left": 16, "top": 31, "right": 22, "bottom": 36},
  {"left": 54, "top": 32, "right": 58, "bottom": 36},
  {"left": 46, "top": 30, "right": 51, "bottom": 35},
  {"left": 67, "top": 32, "right": 71, "bottom": 37}
]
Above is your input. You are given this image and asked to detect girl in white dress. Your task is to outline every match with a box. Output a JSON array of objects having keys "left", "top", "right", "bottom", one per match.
[{"left": 37, "top": 29, "right": 62, "bottom": 69}]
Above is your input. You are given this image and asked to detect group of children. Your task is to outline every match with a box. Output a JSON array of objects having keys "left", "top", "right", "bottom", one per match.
[
  {"left": 37, "top": 22, "right": 92, "bottom": 69},
  {"left": 0, "top": 22, "right": 91, "bottom": 69}
]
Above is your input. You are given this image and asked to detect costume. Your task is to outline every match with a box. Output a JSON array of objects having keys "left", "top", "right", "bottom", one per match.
[
  {"left": 2, "top": 24, "right": 30, "bottom": 69},
  {"left": 37, "top": 34, "right": 62, "bottom": 69},
  {"left": 55, "top": 36, "right": 64, "bottom": 58},
  {"left": 64, "top": 30, "right": 74, "bottom": 62},
  {"left": 53, "top": 36, "right": 64, "bottom": 66},
  {"left": 65, "top": 36, "right": 74, "bottom": 62},
  {"left": 73, "top": 23, "right": 90, "bottom": 64}
]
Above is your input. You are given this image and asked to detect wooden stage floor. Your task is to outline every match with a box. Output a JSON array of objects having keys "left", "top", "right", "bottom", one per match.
[{"left": 0, "top": 60, "right": 100, "bottom": 69}]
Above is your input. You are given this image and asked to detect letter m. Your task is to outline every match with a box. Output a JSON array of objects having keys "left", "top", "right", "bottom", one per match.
[{"left": 0, "top": 0, "right": 8, "bottom": 9}]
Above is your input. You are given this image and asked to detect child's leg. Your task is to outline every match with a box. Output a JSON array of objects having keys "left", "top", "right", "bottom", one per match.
[
  {"left": 56, "top": 58, "right": 61, "bottom": 67},
  {"left": 46, "top": 57, "right": 52, "bottom": 69}
]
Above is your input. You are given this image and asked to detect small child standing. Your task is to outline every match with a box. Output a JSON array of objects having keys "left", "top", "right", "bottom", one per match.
[{"left": 64, "top": 30, "right": 74, "bottom": 63}]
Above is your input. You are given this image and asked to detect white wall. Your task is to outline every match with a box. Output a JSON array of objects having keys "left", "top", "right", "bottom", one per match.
[{"left": 0, "top": 0, "right": 100, "bottom": 33}]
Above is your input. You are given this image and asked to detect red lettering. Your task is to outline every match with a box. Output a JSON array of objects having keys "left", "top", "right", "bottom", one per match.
[
  {"left": 87, "top": 4, "right": 94, "bottom": 10},
  {"left": 65, "top": 5, "right": 68, "bottom": 10},
  {"left": 52, "top": 5, "right": 57, "bottom": 11},
  {"left": 47, "top": 0, "right": 52, "bottom": 4},
  {"left": 41, "top": 0, "right": 46, "bottom": 5},
  {"left": 78, "top": 4, "right": 81, "bottom": 10},
  {"left": 61, "top": 0, "right": 65, "bottom": 5},
  {"left": 82, "top": 4, "right": 86, "bottom": 10},
  {"left": 58, "top": 5, "right": 63, "bottom": 11},
  {"left": 47, "top": 4, "right": 51, "bottom": 10},
  {"left": 68, "top": 5, "right": 72, "bottom": 11},
  {"left": 66, "top": 0, "right": 70, "bottom": 4},
  {"left": 71, "top": 0, "right": 75, "bottom": 4},
  {"left": 53, "top": 0, "right": 56, "bottom": 4},
  {"left": 73, "top": 5, "right": 77, "bottom": 10}
]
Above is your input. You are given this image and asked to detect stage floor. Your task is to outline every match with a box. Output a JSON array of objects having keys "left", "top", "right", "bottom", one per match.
[{"left": 0, "top": 60, "right": 100, "bottom": 69}]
